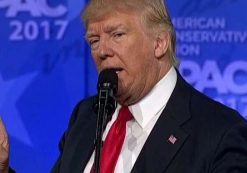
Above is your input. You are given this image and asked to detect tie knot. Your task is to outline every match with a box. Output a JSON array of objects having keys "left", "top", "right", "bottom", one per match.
[{"left": 118, "top": 106, "right": 133, "bottom": 123}]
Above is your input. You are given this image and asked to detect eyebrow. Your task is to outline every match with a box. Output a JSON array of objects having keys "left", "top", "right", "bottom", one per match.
[
  {"left": 85, "top": 33, "right": 97, "bottom": 40},
  {"left": 86, "top": 24, "right": 127, "bottom": 38},
  {"left": 104, "top": 24, "right": 126, "bottom": 33}
]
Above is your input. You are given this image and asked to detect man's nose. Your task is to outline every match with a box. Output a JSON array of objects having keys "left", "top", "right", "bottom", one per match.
[{"left": 97, "top": 39, "right": 114, "bottom": 60}]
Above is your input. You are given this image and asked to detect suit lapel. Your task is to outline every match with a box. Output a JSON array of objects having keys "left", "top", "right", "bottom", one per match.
[
  {"left": 132, "top": 72, "right": 191, "bottom": 173},
  {"left": 71, "top": 117, "right": 97, "bottom": 173},
  {"left": 61, "top": 101, "right": 97, "bottom": 173}
]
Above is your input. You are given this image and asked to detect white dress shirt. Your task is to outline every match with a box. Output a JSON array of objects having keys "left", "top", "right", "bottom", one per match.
[{"left": 84, "top": 66, "right": 177, "bottom": 173}]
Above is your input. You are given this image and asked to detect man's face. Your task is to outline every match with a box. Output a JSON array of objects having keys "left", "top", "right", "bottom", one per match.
[{"left": 86, "top": 11, "right": 164, "bottom": 105}]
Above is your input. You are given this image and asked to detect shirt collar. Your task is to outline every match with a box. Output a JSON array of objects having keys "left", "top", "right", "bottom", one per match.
[{"left": 128, "top": 66, "right": 177, "bottom": 128}]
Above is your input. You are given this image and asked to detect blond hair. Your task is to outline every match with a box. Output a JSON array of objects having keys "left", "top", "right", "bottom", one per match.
[{"left": 82, "top": 0, "right": 178, "bottom": 67}]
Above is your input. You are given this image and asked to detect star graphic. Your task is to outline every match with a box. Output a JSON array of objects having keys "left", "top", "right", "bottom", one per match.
[{"left": 0, "top": 72, "right": 37, "bottom": 146}]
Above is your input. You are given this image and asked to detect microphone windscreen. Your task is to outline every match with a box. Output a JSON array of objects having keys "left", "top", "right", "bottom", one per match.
[{"left": 98, "top": 69, "right": 118, "bottom": 95}]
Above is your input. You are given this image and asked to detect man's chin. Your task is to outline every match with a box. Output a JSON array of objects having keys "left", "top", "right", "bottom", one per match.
[{"left": 115, "top": 94, "right": 128, "bottom": 106}]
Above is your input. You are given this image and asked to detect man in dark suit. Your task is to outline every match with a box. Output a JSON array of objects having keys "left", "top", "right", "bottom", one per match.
[{"left": 52, "top": 0, "right": 247, "bottom": 172}]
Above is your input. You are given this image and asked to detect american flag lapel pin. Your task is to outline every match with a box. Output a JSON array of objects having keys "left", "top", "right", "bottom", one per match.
[{"left": 168, "top": 134, "right": 177, "bottom": 144}]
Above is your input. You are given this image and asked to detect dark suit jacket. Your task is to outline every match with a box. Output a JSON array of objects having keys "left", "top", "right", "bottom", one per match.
[
  {"left": 9, "top": 167, "right": 15, "bottom": 173},
  {"left": 52, "top": 72, "right": 247, "bottom": 173}
]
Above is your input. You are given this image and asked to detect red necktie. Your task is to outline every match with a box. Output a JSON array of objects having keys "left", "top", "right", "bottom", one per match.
[{"left": 91, "top": 106, "right": 133, "bottom": 173}]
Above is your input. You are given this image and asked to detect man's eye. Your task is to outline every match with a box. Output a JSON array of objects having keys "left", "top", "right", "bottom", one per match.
[
  {"left": 114, "top": 32, "right": 125, "bottom": 38},
  {"left": 89, "top": 39, "right": 99, "bottom": 46}
]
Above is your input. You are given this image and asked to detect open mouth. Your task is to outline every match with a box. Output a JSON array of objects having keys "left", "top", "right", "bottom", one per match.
[
  {"left": 110, "top": 68, "right": 123, "bottom": 74},
  {"left": 100, "top": 67, "right": 124, "bottom": 76}
]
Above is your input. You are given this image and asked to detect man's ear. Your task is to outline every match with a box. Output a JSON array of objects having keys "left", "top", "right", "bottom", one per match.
[{"left": 154, "top": 32, "right": 169, "bottom": 59}]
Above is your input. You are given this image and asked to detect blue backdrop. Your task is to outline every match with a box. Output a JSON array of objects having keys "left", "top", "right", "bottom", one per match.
[{"left": 0, "top": 0, "right": 246, "bottom": 172}]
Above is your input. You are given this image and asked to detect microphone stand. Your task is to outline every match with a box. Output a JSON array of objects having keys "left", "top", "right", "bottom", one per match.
[
  {"left": 93, "top": 69, "right": 118, "bottom": 173},
  {"left": 94, "top": 88, "right": 112, "bottom": 173}
]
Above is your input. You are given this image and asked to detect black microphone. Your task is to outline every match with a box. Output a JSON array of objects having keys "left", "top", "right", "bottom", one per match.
[
  {"left": 93, "top": 69, "right": 118, "bottom": 173},
  {"left": 94, "top": 69, "right": 118, "bottom": 121},
  {"left": 98, "top": 68, "right": 118, "bottom": 96}
]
